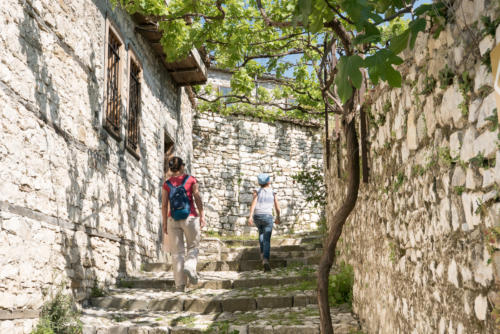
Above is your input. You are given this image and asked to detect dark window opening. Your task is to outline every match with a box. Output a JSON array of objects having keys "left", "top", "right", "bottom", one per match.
[
  {"left": 127, "top": 59, "right": 141, "bottom": 155},
  {"left": 164, "top": 133, "right": 175, "bottom": 179},
  {"left": 105, "top": 29, "right": 121, "bottom": 134}
]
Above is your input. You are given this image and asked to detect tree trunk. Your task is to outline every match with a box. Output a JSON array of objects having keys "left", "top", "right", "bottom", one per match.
[{"left": 317, "top": 104, "right": 360, "bottom": 334}]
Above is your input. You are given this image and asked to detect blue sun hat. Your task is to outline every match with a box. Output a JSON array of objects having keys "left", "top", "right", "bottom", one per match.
[{"left": 257, "top": 173, "right": 270, "bottom": 185}]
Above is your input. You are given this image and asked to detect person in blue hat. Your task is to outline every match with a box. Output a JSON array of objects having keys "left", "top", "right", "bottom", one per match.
[{"left": 248, "top": 173, "right": 281, "bottom": 272}]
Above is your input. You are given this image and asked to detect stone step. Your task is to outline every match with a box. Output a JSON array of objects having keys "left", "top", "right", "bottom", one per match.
[
  {"left": 143, "top": 256, "right": 320, "bottom": 273},
  {"left": 81, "top": 304, "right": 359, "bottom": 334},
  {"left": 118, "top": 269, "right": 317, "bottom": 290},
  {"left": 223, "top": 242, "right": 323, "bottom": 254},
  {"left": 222, "top": 247, "right": 323, "bottom": 261},
  {"left": 90, "top": 287, "right": 319, "bottom": 314},
  {"left": 197, "top": 235, "right": 323, "bottom": 262},
  {"left": 219, "top": 235, "right": 322, "bottom": 248}
]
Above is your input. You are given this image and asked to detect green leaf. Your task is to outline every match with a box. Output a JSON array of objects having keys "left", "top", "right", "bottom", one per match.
[
  {"left": 389, "top": 29, "right": 409, "bottom": 54},
  {"left": 409, "top": 18, "right": 427, "bottom": 49},
  {"left": 297, "top": 0, "right": 313, "bottom": 25},
  {"left": 385, "top": 66, "right": 402, "bottom": 87},
  {"left": 367, "top": 12, "right": 383, "bottom": 24},
  {"left": 353, "top": 33, "right": 381, "bottom": 45},
  {"left": 414, "top": 3, "right": 434, "bottom": 16},
  {"left": 335, "top": 55, "right": 364, "bottom": 103},
  {"left": 364, "top": 49, "right": 403, "bottom": 88},
  {"left": 341, "top": 0, "right": 371, "bottom": 29},
  {"left": 353, "top": 23, "right": 381, "bottom": 45}
]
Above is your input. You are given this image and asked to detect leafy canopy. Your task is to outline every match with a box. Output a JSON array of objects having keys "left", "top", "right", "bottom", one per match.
[{"left": 114, "top": 0, "right": 441, "bottom": 120}]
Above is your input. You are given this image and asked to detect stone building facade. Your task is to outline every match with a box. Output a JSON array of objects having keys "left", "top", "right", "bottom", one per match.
[
  {"left": 329, "top": 0, "right": 500, "bottom": 332},
  {"left": 192, "top": 70, "right": 324, "bottom": 235},
  {"left": 0, "top": 0, "right": 195, "bottom": 330}
]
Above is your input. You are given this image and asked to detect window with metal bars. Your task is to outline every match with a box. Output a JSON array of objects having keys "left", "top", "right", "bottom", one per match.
[
  {"left": 127, "top": 59, "right": 141, "bottom": 155},
  {"left": 105, "top": 29, "right": 121, "bottom": 135}
]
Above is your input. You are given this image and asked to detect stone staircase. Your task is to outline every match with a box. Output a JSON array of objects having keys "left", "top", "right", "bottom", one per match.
[{"left": 80, "top": 233, "right": 360, "bottom": 333}]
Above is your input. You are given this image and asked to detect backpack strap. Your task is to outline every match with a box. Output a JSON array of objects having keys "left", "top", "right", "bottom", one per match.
[
  {"left": 181, "top": 175, "right": 190, "bottom": 187},
  {"left": 166, "top": 175, "right": 190, "bottom": 191}
]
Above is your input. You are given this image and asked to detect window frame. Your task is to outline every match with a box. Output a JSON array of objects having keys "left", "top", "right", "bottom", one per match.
[
  {"left": 125, "top": 47, "right": 142, "bottom": 160},
  {"left": 103, "top": 18, "right": 124, "bottom": 141}
]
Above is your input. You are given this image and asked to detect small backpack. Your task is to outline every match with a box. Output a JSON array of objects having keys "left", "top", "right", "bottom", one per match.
[{"left": 166, "top": 175, "right": 191, "bottom": 220}]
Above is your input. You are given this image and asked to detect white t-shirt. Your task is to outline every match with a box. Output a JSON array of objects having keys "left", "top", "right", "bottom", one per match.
[{"left": 254, "top": 187, "right": 275, "bottom": 215}]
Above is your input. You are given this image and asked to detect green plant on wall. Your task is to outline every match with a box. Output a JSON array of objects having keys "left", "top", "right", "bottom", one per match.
[
  {"left": 90, "top": 284, "right": 106, "bottom": 298},
  {"left": 438, "top": 64, "right": 454, "bottom": 89},
  {"left": 388, "top": 241, "right": 398, "bottom": 263},
  {"left": 481, "top": 15, "right": 500, "bottom": 38},
  {"left": 438, "top": 147, "right": 457, "bottom": 167},
  {"left": 474, "top": 198, "right": 487, "bottom": 217},
  {"left": 392, "top": 172, "right": 405, "bottom": 192},
  {"left": 454, "top": 186, "right": 465, "bottom": 195},
  {"left": 469, "top": 151, "right": 491, "bottom": 169},
  {"left": 412, "top": 164, "right": 426, "bottom": 176},
  {"left": 292, "top": 165, "right": 326, "bottom": 209},
  {"left": 383, "top": 100, "right": 392, "bottom": 114},
  {"left": 486, "top": 226, "right": 500, "bottom": 263},
  {"left": 420, "top": 76, "right": 436, "bottom": 95},
  {"left": 478, "top": 85, "right": 494, "bottom": 98},
  {"left": 31, "top": 290, "right": 82, "bottom": 334},
  {"left": 328, "top": 261, "right": 354, "bottom": 307},
  {"left": 423, "top": 1, "right": 450, "bottom": 38},
  {"left": 481, "top": 49, "right": 492, "bottom": 72},
  {"left": 457, "top": 71, "right": 472, "bottom": 117},
  {"left": 485, "top": 108, "right": 498, "bottom": 132}
]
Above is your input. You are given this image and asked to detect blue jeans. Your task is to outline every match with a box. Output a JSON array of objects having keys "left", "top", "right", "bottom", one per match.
[{"left": 253, "top": 214, "right": 274, "bottom": 260}]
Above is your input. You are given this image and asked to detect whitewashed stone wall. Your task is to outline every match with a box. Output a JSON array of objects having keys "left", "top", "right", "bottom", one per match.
[
  {"left": 192, "top": 110, "right": 324, "bottom": 235},
  {"left": 330, "top": 1, "right": 500, "bottom": 333},
  {"left": 0, "top": 0, "right": 192, "bottom": 331}
]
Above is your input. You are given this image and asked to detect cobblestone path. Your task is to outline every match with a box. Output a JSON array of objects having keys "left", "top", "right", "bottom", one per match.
[{"left": 80, "top": 233, "right": 360, "bottom": 333}]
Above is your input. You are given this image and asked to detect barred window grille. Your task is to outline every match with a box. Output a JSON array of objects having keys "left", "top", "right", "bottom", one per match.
[
  {"left": 127, "top": 60, "right": 141, "bottom": 152},
  {"left": 106, "top": 30, "right": 121, "bottom": 132}
]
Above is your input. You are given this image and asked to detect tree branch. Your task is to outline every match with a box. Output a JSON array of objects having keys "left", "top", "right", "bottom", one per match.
[
  {"left": 257, "top": 77, "right": 321, "bottom": 103},
  {"left": 249, "top": 33, "right": 306, "bottom": 46},
  {"left": 317, "top": 38, "right": 337, "bottom": 93},
  {"left": 324, "top": 0, "right": 354, "bottom": 25},
  {"left": 324, "top": 90, "right": 342, "bottom": 109},
  {"left": 325, "top": 18, "right": 352, "bottom": 55},
  {"left": 240, "top": 49, "right": 304, "bottom": 66},
  {"left": 215, "top": 0, "right": 226, "bottom": 20},
  {"left": 376, "top": 3, "right": 414, "bottom": 25},
  {"left": 256, "top": 0, "right": 297, "bottom": 27},
  {"left": 196, "top": 93, "right": 323, "bottom": 115}
]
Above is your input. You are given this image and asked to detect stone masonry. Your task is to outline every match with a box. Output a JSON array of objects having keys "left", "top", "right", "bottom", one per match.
[
  {"left": 329, "top": 0, "right": 500, "bottom": 333},
  {"left": 0, "top": 0, "right": 193, "bottom": 331},
  {"left": 193, "top": 70, "right": 324, "bottom": 235}
]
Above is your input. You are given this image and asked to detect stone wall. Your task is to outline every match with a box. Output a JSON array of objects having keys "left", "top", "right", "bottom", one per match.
[
  {"left": 192, "top": 109, "right": 324, "bottom": 235},
  {"left": 328, "top": 1, "right": 500, "bottom": 333},
  {"left": 0, "top": 0, "right": 192, "bottom": 331}
]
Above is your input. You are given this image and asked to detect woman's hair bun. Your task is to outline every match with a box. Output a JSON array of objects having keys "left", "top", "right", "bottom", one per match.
[{"left": 168, "top": 157, "right": 184, "bottom": 172}]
